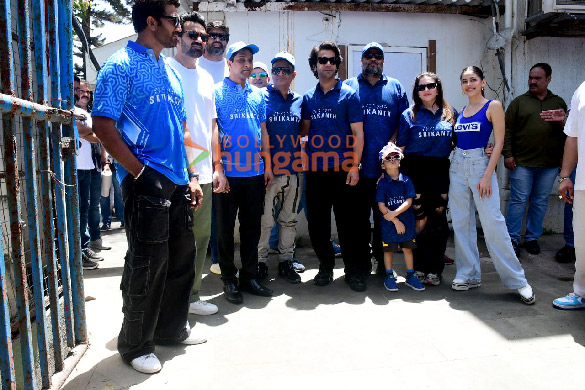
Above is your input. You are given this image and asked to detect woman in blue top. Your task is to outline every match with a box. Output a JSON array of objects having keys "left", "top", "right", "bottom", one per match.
[
  {"left": 397, "top": 72, "right": 455, "bottom": 287},
  {"left": 449, "top": 66, "right": 535, "bottom": 304}
]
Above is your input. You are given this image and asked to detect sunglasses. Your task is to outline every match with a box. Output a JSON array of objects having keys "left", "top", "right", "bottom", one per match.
[
  {"left": 416, "top": 82, "right": 438, "bottom": 92},
  {"left": 272, "top": 67, "right": 293, "bottom": 75},
  {"left": 183, "top": 31, "right": 208, "bottom": 42},
  {"left": 383, "top": 154, "right": 402, "bottom": 162},
  {"left": 160, "top": 15, "right": 180, "bottom": 27},
  {"left": 317, "top": 56, "right": 340, "bottom": 65},
  {"left": 251, "top": 72, "right": 268, "bottom": 78},
  {"left": 208, "top": 32, "right": 230, "bottom": 41},
  {"left": 363, "top": 52, "right": 384, "bottom": 60}
]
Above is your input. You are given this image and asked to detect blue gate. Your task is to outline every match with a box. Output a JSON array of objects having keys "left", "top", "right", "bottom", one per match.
[{"left": 0, "top": 0, "right": 87, "bottom": 388}]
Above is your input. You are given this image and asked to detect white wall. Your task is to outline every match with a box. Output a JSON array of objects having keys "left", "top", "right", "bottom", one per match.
[{"left": 224, "top": 10, "right": 499, "bottom": 112}]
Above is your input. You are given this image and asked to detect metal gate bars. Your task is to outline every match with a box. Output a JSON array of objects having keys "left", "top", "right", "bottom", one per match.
[{"left": 0, "top": 0, "right": 87, "bottom": 389}]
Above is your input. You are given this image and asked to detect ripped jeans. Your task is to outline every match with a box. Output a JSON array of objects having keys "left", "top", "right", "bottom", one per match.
[{"left": 118, "top": 166, "right": 196, "bottom": 362}]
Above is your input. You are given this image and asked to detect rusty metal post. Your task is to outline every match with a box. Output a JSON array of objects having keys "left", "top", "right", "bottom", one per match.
[
  {"left": 32, "top": 0, "right": 64, "bottom": 375},
  {"left": 0, "top": 0, "right": 17, "bottom": 388},
  {"left": 16, "top": 0, "right": 53, "bottom": 386},
  {"left": 48, "top": 0, "right": 74, "bottom": 350},
  {"left": 58, "top": 0, "right": 87, "bottom": 344}
]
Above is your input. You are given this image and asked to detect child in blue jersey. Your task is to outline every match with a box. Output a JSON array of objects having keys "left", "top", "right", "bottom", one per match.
[{"left": 376, "top": 142, "right": 425, "bottom": 292}]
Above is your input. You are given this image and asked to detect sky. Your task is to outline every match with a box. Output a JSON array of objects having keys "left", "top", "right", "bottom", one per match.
[{"left": 96, "top": 20, "right": 136, "bottom": 44}]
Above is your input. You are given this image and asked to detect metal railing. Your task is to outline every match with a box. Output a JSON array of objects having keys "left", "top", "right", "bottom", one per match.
[{"left": 0, "top": 0, "right": 86, "bottom": 389}]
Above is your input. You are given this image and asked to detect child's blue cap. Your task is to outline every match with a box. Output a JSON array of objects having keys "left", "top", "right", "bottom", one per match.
[{"left": 379, "top": 142, "right": 403, "bottom": 161}]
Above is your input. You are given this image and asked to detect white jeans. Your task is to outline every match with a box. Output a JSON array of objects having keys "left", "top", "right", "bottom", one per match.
[
  {"left": 258, "top": 173, "right": 303, "bottom": 262},
  {"left": 573, "top": 190, "right": 585, "bottom": 296},
  {"left": 449, "top": 148, "right": 528, "bottom": 289}
]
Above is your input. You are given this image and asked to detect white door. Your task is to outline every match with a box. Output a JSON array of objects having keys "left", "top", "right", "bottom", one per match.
[{"left": 348, "top": 45, "right": 427, "bottom": 94}]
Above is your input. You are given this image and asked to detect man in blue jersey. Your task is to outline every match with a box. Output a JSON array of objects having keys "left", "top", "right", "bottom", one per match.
[
  {"left": 214, "top": 41, "right": 274, "bottom": 304},
  {"left": 344, "top": 42, "right": 409, "bottom": 275},
  {"left": 301, "top": 41, "right": 370, "bottom": 292},
  {"left": 257, "top": 52, "right": 303, "bottom": 284},
  {"left": 92, "top": 0, "right": 205, "bottom": 374}
]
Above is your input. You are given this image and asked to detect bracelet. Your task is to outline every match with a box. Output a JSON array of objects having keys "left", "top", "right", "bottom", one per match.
[
  {"left": 559, "top": 176, "right": 571, "bottom": 184},
  {"left": 188, "top": 172, "right": 200, "bottom": 181},
  {"left": 213, "top": 160, "right": 223, "bottom": 166},
  {"left": 134, "top": 165, "right": 145, "bottom": 180}
]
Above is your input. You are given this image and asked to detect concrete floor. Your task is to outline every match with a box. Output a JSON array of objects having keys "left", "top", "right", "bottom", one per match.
[{"left": 62, "top": 226, "right": 585, "bottom": 390}]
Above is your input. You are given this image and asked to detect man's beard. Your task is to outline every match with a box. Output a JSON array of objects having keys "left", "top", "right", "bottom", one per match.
[
  {"left": 206, "top": 44, "right": 225, "bottom": 57},
  {"left": 184, "top": 45, "right": 203, "bottom": 59},
  {"left": 362, "top": 65, "right": 382, "bottom": 76}
]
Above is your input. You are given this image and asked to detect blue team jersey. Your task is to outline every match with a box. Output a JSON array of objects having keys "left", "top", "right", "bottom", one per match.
[
  {"left": 301, "top": 79, "right": 363, "bottom": 170},
  {"left": 454, "top": 100, "right": 493, "bottom": 150},
  {"left": 262, "top": 85, "right": 303, "bottom": 176},
  {"left": 397, "top": 106, "right": 455, "bottom": 158},
  {"left": 375, "top": 173, "right": 416, "bottom": 243},
  {"left": 92, "top": 41, "right": 188, "bottom": 185},
  {"left": 344, "top": 74, "right": 409, "bottom": 178},
  {"left": 215, "top": 78, "right": 266, "bottom": 177}
]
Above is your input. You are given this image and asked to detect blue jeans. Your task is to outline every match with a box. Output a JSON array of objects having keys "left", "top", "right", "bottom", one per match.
[
  {"left": 506, "top": 165, "right": 559, "bottom": 243},
  {"left": 100, "top": 169, "right": 124, "bottom": 225},
  {"left": 449, "top": 148, "right": 527, "bottom": 289},
  {"left": 563, "top": 167, "right": 577, "bottom": 247},
  {"left": 78, "top": 169, "right": 102, "bottom": 248}
]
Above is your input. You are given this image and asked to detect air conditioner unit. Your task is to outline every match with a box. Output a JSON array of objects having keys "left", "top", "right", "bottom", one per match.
[{"left": 529, "top": 0, "right": 585, "bottom": 17}]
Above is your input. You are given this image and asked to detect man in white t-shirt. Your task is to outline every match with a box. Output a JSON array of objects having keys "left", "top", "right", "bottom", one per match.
[
  {"left": 196, "top": 20, "right": 229, "bottom": 84},
  {"left": 169, "top": 12, "right": 228, "bottom": 316},
  {"left": 196, "top": 19, "right": 230, "bottom": 275},
  {"left": 554, "top": 80, "right": 585, "bottom": 310},
  {"left": 74, "top": 77, "right": 110, "bottom": 270}
]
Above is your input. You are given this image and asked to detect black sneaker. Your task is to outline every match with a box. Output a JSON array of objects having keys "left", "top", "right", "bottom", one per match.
[
  {"left": 278, "top": 261, "right": 301, "bottom": 284},
  {"left": 512, "top": 240, "right": 521, "bottom": 257},
  {"left": 314, "top": 269, "right": 333, "bottom": 286},
  {"left": 100, "top": 224, "right": 111, "bottom": 231},
  {"left": 258, "top": 261, "right": 268, "bottom": 280},
  {"left": 82, "top": 256, "right": 99, "bottom": 270},
  {"left": 524, "top": 240, "right": 540, "bottom": 255},
  {"left": 555, "top": 245, "right": 576, "bottom": 263},
  {"left": 83, "top": 248, "right": 104, "bottom": 261},
  {"left": 344, "top": 274, "right": 367, "bottom": 292}
]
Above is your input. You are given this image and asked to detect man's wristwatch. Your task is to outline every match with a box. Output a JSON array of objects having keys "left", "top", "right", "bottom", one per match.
[
  {"left": 559, "top": 176, "right": 572, "bottom": 184},
  {"left": 188, "top": 172, "right": 200, "bottom": 181}
]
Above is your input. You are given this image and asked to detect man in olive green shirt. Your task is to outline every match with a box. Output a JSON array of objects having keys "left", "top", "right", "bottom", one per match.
[{"left": 503, "top": 63, "right": 567, "bottom": 256}]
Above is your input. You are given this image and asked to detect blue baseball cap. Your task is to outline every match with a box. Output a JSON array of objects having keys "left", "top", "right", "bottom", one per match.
[
  {"left": 362, "top": 42, "right": 384, "bottom": 57},
  {"left": 226, "top": 41, "right": 259, "bottom": 60},
  {"left": 271, "top": 51, "right": 296, "bottom": 69}
]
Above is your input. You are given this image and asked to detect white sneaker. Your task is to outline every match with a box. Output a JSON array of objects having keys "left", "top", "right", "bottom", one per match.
[
  {"left": 518, "top": 284, "right": 535, "bottom": 305},
  {"left": 209, "top": 263, "right": 221, "bottom": 275},
  {"left": 130, "top": 353, "right": 161, "bottom": 374},
  {"left": 189, "top": 300, "right": 218, "bottom": 315},
  {"left": 181, "top": 328, "right": 207, "bottom": 345},
  {"left": 452, "top": 279, "right": 481, "bottom": 291}
]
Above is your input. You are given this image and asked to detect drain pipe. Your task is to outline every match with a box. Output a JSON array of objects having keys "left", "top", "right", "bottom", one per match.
[{"left": 504, "top": 0, "right": 515, "bottom": 102}]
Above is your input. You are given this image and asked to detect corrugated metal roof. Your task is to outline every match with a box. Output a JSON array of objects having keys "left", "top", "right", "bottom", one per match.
[{"left": 193, "top": 0, "right": 499, "bottom": 5}]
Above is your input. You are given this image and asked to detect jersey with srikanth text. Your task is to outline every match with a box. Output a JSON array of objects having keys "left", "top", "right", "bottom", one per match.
[
  {"left": 344, "top": 74, "right": 408, "bottom": 178},
  {"left": 454, "top": 100, "right": 493, "bottom": 150},
  {"left": 375, "top": 173, "right": 417, "bottom": 243},
  {"left": 215, "top": 78, "right": 266, "bottom": 177},
  {"left": 301, "top": 79, "right": 363, "bottom": 170},
  {"left": 262, "top": 85, "right": 302, "bottom": 176},
  {"left": 92, "top": 40, "right": 188, "bottom": 185},
  {"left": 398, "top": 106, "right": 455, "bottom": 158}
]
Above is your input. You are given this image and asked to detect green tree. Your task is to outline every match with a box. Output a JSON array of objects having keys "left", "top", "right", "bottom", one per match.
[{"left": 73, "top": 0, "right": 132, "bottom": 79}]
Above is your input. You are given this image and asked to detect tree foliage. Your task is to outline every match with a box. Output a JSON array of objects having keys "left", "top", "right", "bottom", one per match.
[{"left": 73, "top": 0, "right": 132, "bottom": 79}]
